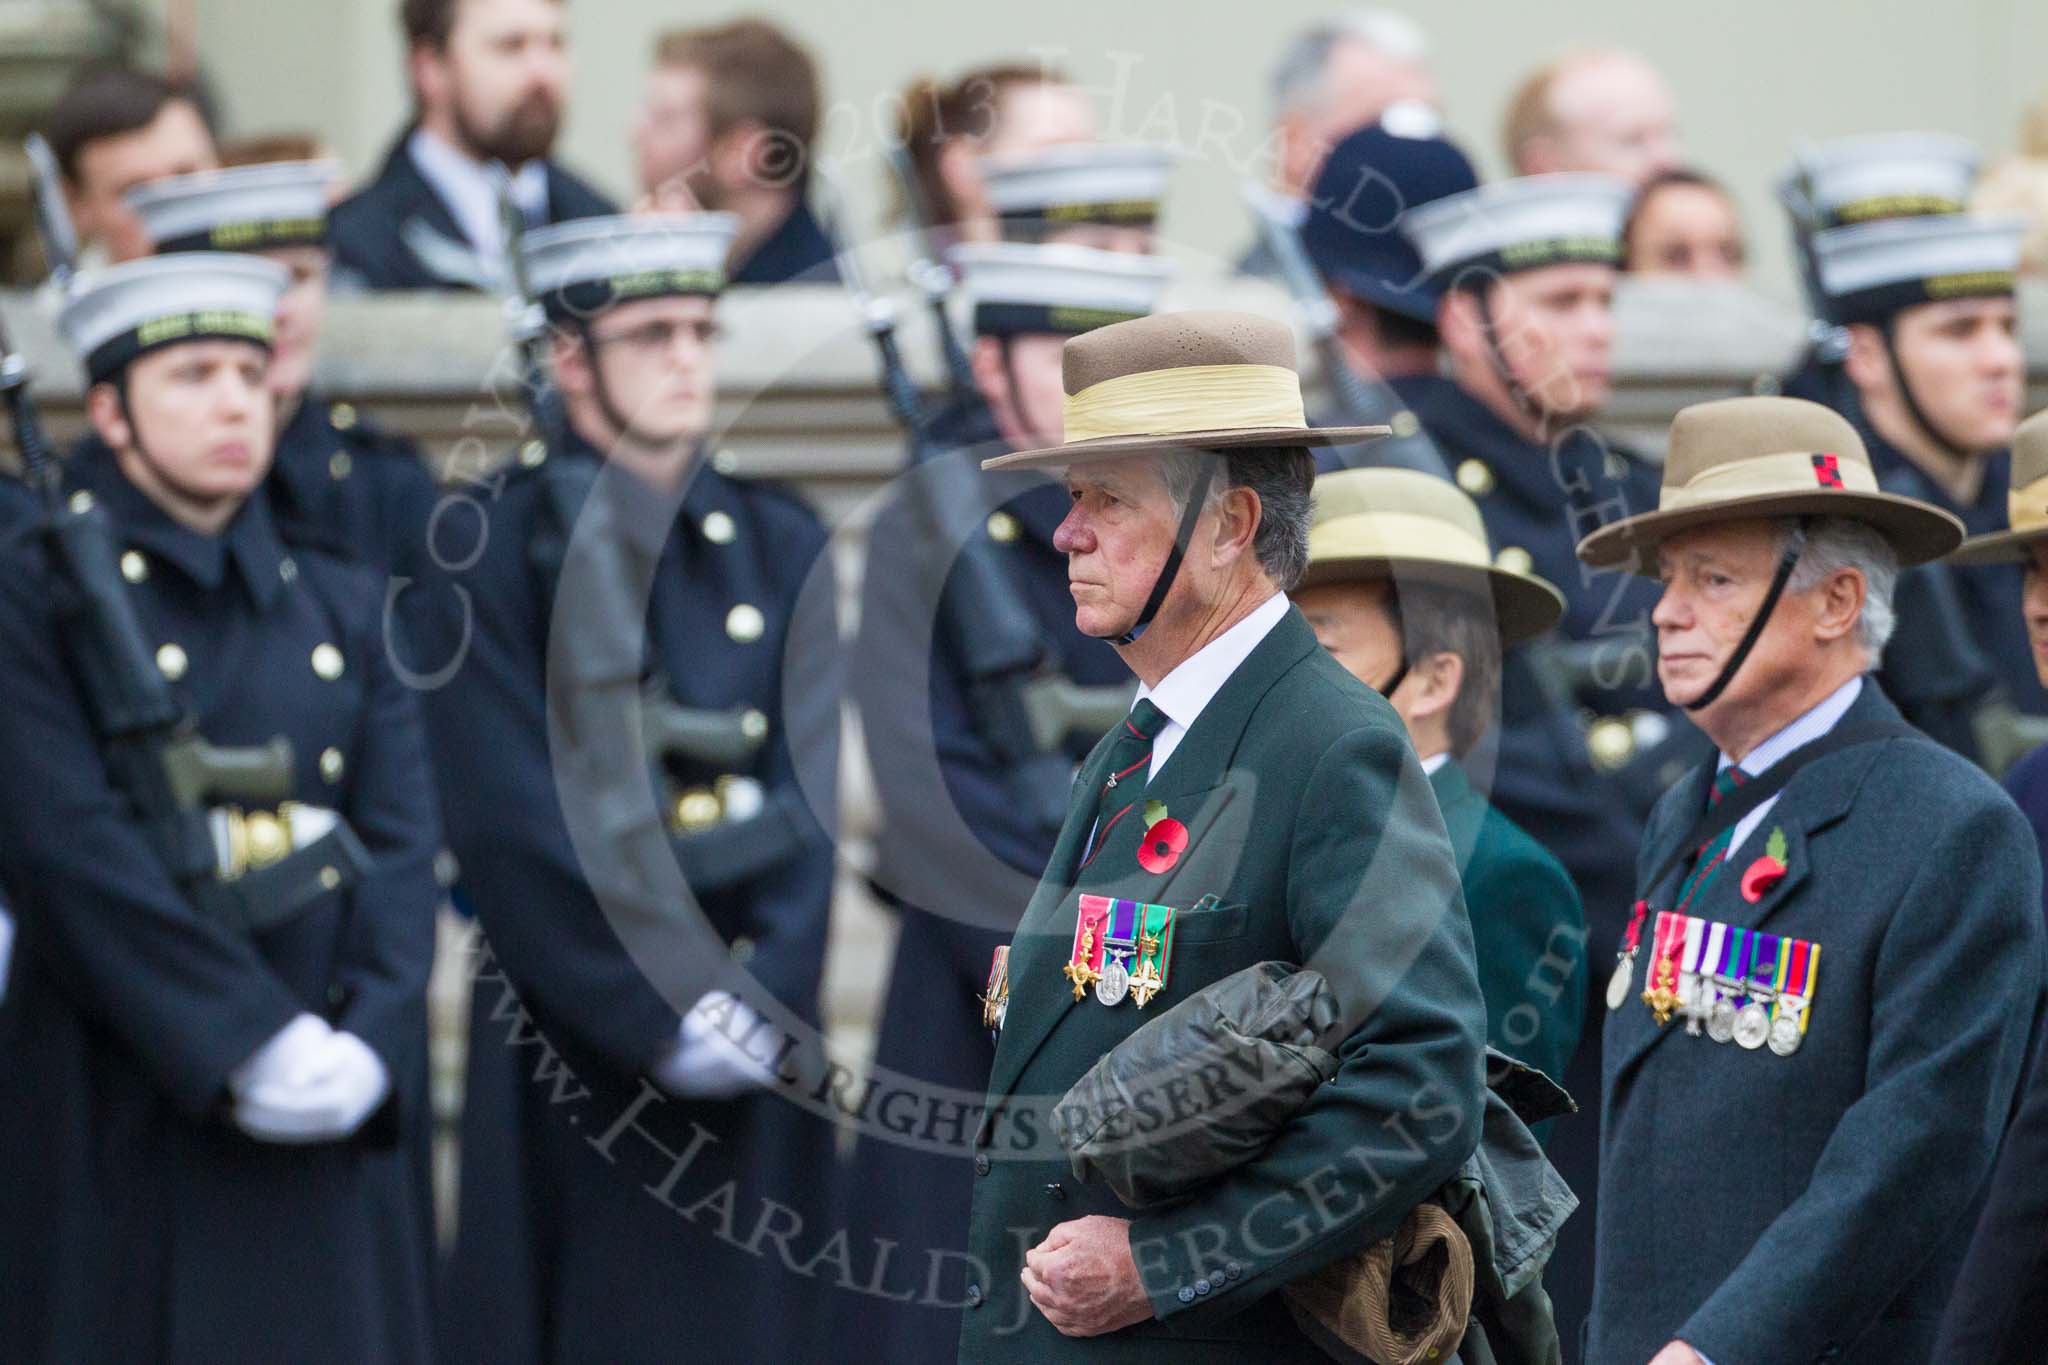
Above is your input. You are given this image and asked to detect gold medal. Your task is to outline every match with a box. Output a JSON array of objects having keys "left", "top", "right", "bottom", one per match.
[{"left": 1063, "top": 925, "right": 1102, "bottom": 1002}]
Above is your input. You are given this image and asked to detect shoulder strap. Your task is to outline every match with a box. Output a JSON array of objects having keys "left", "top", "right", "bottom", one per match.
[{"left": 1642, "top": 719, "right": 1918, "bottom": 897}]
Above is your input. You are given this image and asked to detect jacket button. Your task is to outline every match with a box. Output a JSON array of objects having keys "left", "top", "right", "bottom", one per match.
[
  {"left": 1045, "top": 1182, "right": 1065, "bottom": 1200},
  {"left": 1224, "top": 1261, "right": 1242, "bottom": 1280},
  {"left": 1176, "top": 1285, "right": 1196, "bottom": 1304},
  {"left": 964, "top": 1283, "right": 982, "bottom": 1310},
  {"left": 974, "top": 1153, "right": 991, "bottom": 1176},
  {"left": 1195, "top": 1278, "right": 1212, "bottom": 1295}
]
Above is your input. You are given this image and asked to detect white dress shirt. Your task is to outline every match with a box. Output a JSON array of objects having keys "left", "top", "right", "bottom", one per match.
[
  {"left": 1133, "top": 592, "right": 1290, "bottom": 780},
  {"left": 1718, "top": 674, "right": 1863, "bottom": 860},
  {"left": 406, "top": 127, "right": 548, "bottom": 269},
  {"left": 1419, "top": 751, "right": 1451, "bottom": 777}
]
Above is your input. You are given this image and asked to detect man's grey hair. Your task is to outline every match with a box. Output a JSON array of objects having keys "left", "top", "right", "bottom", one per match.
[
  {"left": 1781, "top": 516, "right": 1899, "bottom": 657},
  {"left": 1268, "top": 9, "right": 1430, "bottom": 121},
  {"left": 1161, "top": 447, "right": 1317, "bottom": 591}
]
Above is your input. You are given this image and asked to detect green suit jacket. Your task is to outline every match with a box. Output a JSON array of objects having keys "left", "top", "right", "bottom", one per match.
[
  {"left": 959, "top": 605, "right": 1488, "bottom": 1363},
  {"left": 1430, "top": 758, "right": 1587, "bottom": 1092}
]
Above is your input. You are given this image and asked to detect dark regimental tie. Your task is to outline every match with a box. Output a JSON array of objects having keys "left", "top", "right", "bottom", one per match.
[
  {"left": 1675, "top": 765, "right": 1747, "bottom": 911},
  {"left": 1078, "top": 699, "right": 1168, "bottom": 872}
]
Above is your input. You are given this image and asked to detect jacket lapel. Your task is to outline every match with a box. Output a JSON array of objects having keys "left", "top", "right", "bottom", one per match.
[{"left": 984, "top": 606, "right": 1318, "bottom": 1102}]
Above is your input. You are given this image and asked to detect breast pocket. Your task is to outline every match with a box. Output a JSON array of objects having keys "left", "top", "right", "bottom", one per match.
[{"left": 1172, "top": 900, "right": 1250, "bottom": 945}]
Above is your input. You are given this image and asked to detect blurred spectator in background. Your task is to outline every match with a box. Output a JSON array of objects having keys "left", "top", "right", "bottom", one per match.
[
  {"left": 634, "top": 19, "right": 838, "bottom": 285},
  {"left": 1503, "top": 45, "right": 1681, "bottom": 187},
  {"left": 219, "top": 135, "right": 352, "bottom": 204},
  {"left": 40, "top": 63, "right": 217, "bottom": 266},
  {"left": 892, "top": 62, "right": 1094, "bottom": 248},
  {"left": 1623, "top": 168, "right": 1747, "bottom": 279},
  {"left": 1298, "top": 108, "right": 1476, "bottom": 389},
  {"left": 1236, "top": 9, "right": 1435, "bottom": 278},
  {"left": 328, "top": 0, "right": 613, "bottom": 292},
  {"left": 1975, "top": 95, "right": 2048, "bottom": 277}
]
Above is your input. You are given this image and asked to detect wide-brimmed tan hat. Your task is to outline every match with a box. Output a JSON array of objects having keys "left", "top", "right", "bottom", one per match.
[
  {"left": 980, "top": 310, "right": 1388, "bottom": 471},
  {"left": 1951, "top": 410, "right": 2048, "bottom": 564},
  {"left": 1576, "top": 396, "right": 1963, "bottom": 573},
  {"left": 1300, "top": 467, "right": 1566, "bottom": 644}
]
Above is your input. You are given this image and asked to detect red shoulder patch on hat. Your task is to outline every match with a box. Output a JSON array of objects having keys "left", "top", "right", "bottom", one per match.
[{"left": 1812, "top": 453, "right": 1844, "bottom": 489}]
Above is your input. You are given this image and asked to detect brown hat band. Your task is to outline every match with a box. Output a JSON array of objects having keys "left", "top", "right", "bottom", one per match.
[
  {"left": 1658, "top": 449, "right": 1878, "bottom": 513},
  {"left": 1063, "top": 362, "right": 1306, "bottom": 443}
]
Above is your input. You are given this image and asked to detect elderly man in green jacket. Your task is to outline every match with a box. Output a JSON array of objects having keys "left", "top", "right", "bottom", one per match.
[
  {"left": 957, "top": 310, "right": 1488, "bottom": 1362},
  {"left": 1294, "top": 467, "right": 1588, "bottom": 1095}
]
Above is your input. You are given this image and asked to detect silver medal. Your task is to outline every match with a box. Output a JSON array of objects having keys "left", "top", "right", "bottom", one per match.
[
  {"left": 1707, "top": 996, "right": 1737, "bottom": 1044},
  {"left": 1605, "top": 953, "right": 1634, "bottom": 1011},
  {"left": 1768, "top": 1010, "right": 1804, "bottom": 1057},
  {"left": 1733, "top": 1001, "right": 1771, "bottom": 1050},
  {"left": 1094, "top": 955, "right": 1131, "bottom": 1007}
]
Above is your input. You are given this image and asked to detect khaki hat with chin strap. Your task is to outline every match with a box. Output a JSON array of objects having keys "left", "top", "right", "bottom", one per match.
[
  {"left": 1951, "top": 409, "right": 2048, "bottom": 564},
  {"left": 1576, "top": 396, "right": 1963, "bottom": 573},
  {"left": 979, "top": 310, "right": 1388, "bottom": 472},
  {"left": 1301, "top": 467, "right": 1565, "bottom": 644}
]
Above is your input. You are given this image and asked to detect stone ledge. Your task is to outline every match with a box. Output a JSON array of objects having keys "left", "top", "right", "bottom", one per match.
[{"left": 9, "top": 276, "right": 2047, "bottom": 494}]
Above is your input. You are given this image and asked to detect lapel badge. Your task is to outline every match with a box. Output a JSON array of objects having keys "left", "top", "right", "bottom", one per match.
[{"left": 1739, "top": 827, "right": 1790, "bottom": 903}]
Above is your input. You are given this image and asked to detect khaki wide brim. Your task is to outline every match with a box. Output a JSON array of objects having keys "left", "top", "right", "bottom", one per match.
[
  {"left": 980, "top": 423, "right": 1389, "bottom": 472},
  {"left": 1296, "top": 553, "right": 1567, "bottom": 645},
  {"left": 1950, "top": 525, "right": 2048, "bottom": 565},
  {"left": 1576, "top": 489, "right": 1964, "bottom": 573}
]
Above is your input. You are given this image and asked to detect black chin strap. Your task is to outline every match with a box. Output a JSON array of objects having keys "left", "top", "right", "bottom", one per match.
[
  {"left": 1878, "top": 319, "right": 1973, "bottom": 461},
  {"left": 1375, "top": 587, "right": 1410, "bottom": 698},
  {"left": 113, "top": 376, "right": 163, "bottom": 472},
  {"left": 1682, "top": 519, "right": 1808, "bottom": 713},
  {"left": 577, "top": 323, "right": 671, "bottom": 449},
  {"left": 1113, "top": 458, "right": 1217, "bottom": 647},
  {"left": 1473, "top": 289, "right": 1548, "bottom": 430}
]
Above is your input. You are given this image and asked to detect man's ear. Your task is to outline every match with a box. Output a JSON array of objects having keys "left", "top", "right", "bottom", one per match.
[
  {"left": 549, "top": 329, "right": 592, "bottom": 401},
  {"left": 1840, "top": 323, "right": 1890, "bottom": 397},
  {"left": 1407, "top": 650, "right": 1465, "bottom": 723},
  {"left": 1514, "top": 135, "right": 1560, "bottom": 177},
  {"left": 935, "top": 139, "right": 982, "bottom": 219},
  {"left": 970, "top": 335, "right": 1007, "bottom": 405},
  {"left": 1210, "top": 480, "right": 1263, "bottom": 567},
  {"left": 1810, "top": 566, "right": 1869, "bottom": 646},
  {"left": 84, "top": 381, "right": 129, "bottom": 451},
  {"left": 1436, "top": 290, "right": 1482, "bottom": 367},
  {"left": 710, "top": 119, "right": 772, "bottom": 195},
  {"left": 407, "top": 42, "right": 447, "bottom": 112}
]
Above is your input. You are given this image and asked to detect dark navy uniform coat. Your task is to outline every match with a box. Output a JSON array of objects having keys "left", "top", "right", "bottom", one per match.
[
  {"left": 0, "top": 445, "right": 442, "bottom": 1364},
  {"left": 1857, "top": 421, "right": 2048, "bottom": 752},
  {"left": 409, "top": 429, "right": 841, "bottom": 1364},
  {"left": 269, "top": 393, "right": 439, "bottom": 580}
]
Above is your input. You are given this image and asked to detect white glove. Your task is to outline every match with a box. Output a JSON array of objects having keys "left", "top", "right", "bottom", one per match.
[
  {"left": 229, "top": 1014, "right": 390, "bottom": 1144},
  {"left": 0, "top": 901, "right": 14, "bottom": 1006},
  {"left": 652, "top": 990, "right": 776, "bottom": 1100}
]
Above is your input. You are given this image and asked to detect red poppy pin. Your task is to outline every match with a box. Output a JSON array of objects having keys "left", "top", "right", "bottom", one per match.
[
  {"left": 1137, "top": 800, "right": 1188, "bottom": 874},
  {"left": 1740, "top": 827, "right": 1789, "bottom": 903}
]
